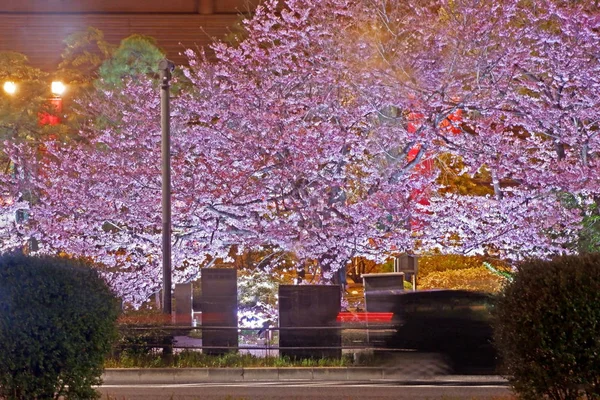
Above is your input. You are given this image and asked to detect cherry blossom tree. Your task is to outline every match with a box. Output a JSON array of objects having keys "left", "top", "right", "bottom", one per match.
[
  {"left": 35, "top": 0, "right": 390, "bottom": 304},
  {"left": 341, "top": 0, "right": 599, "bottom": 259},
  {"left": 20, "top": 0, "right": 600, "bottom": 304},
  {"left": 177, "top": 0, "right": 417, "bottom": 277},
  {"left": 431, "top": 0, "right": 599, "bottom": 259}
]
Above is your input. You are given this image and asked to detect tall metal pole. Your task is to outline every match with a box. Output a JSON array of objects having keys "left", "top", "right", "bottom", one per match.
[{"left": 159, "top": 59, "right": 174, "bottom": 315}]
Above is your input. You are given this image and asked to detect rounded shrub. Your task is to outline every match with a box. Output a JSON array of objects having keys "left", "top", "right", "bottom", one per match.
[
  {"left": 0, "top": 253, "right": 120, "bottom": 400},
  {"left": 493, "top": 253, "right": 600, "bottom": 400}
]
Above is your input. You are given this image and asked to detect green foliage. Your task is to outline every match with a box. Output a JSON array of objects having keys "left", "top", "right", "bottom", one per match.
[
  {"left": 0, "top": 253, "right": 120, "bottom": 400},
  {"left": 493, "top": 254, "right": 600, "bottom": 400},
  {"left": 116, "top": 327, "right": 174, "bottom": 359},
  {"left": 0, "top": 51, "right": 73, "bottom": 179},
  {"left": 436, "top": 154, "right": 494, "bottom": 197},
  {"left": 0, "top": 52, "right": 48, "bottom": 83},
  {"left": 114, "top": 308, "right": 174, "bottom": 360},
  {"left": 347, "top": 257, "right": 389, "bottom": 283},
  {"left": 56, "top": 27, "right": 114, "bottom": 85},
  {"left": 105, "top": 350, "right": 355, "bottom": 368},
  {"left": 379, "top": 257, "right": 394, "bottom": 273},
  {"left": 557, "top": 193, "right": 600, "bottom": 253},
  {"left": 578, "top": 202, "right": 600, "bottom": 253},
  {"left": 418, "top": 254, "right": 505, "bottom": 277},
  {"left": 83, "top": 33, "right": 167, "bottom": 132},
  {"left": 96, "top": 34, "right": 165, "bottom": 90},
  {"left": 483, "top": 261, "right": 514, "bottom": 283},
  {"left": 0, "top": 52, "right": 50, "bottom": 144},
  {"left": 418, "top": 266, "right": 505, "bottom": 292}
]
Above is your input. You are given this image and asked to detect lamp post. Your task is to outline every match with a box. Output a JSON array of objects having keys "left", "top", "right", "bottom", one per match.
[
  {"left": 3, "top": 81, "right": 17, "bottom": 95},
  {"left": 159, "top": 59, "right": 175, "bottom": 316}
]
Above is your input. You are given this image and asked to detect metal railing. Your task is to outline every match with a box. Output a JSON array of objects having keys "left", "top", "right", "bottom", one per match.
[{"left": 114, "top": 324, "right": 397, "bottom": 354}]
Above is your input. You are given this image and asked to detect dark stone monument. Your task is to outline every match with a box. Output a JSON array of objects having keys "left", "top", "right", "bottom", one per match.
[
  {"left": 278, "top": 285, "right": 341, "bottom": 359},
  {"left": 200, "top": 268, "right": 238, "bottom": 355},
  {"left": 394, "top": 255, "right": 419, "bottom": 290},
  {"left": 174, "top": 283, "right": 192, "bottom": 325},
  {"left": 362, "top": 272, "right": 405, "bottom": 312}
]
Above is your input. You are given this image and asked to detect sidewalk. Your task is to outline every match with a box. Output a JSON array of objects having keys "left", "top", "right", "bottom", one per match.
[{"left": 102, "top": 367, "right": 508, "bottom": 385}]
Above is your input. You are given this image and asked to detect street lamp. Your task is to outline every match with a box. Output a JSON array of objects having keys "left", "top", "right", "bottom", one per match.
[
  {"left": 50, "top": 81, "right": 66, "bottom": 96},
  {"left": 159, "top": 59, "right": 175, "bottom": 316},
  {"left": 3, "top": 81, "right": 17, "bottom": 95}
]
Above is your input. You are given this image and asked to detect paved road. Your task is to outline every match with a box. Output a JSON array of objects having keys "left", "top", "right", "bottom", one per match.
[{"left": 99, "top": 381, "right": 514, "bottom": 399}]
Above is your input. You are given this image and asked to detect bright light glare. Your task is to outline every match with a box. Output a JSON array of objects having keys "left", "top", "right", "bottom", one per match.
[
  {"left": 3, "top": 81, "right": 17, "bottom": 95},
  {"left": 51, "top": 81, "right": 66, "bottom": 96}
]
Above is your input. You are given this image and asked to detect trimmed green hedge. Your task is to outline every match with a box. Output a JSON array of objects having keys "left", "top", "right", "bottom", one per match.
[
  {"left": 0, "top": 253, "right": 120, "bottom": 400},
  {"left": 418, "top": 266, "right": 505, "bottom": 292},
  {"left": 417, "top": 254, "right": 508, "bottom": 277},
  {"left": 493, "top": 254, "right": 600, "bottom": 400}
]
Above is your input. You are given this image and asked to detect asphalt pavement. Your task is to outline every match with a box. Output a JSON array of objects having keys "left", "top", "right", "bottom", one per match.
[{"left": 99, "top": 379, "right": 512, "bottom": 400}]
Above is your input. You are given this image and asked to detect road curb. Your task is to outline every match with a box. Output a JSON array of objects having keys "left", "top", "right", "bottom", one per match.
[{"left": 102, "top": 368, "right": 508, "bottom": 385}]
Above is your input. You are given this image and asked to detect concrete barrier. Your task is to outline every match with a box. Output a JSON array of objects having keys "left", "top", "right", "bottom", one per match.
[{"left": 102, "top": 368, "right": 507, "bottom": 385}]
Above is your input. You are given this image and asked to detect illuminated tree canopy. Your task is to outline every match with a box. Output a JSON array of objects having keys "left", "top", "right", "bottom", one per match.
[{"left": 2, "top": 0, "right": 599, "bottom": 305}]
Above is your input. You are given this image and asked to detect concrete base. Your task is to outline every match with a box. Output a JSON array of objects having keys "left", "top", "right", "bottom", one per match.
[{"left": 102, "top": 368, "right": 507, "bottom": 385}]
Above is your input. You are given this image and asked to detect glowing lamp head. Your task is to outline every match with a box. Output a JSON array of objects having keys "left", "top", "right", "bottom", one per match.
[
  {"left": 3, "top": 81, "right": 17, "bottom": 95},
  {"left": 51, "top": 81, "right": 66, "bottom": 96}
]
